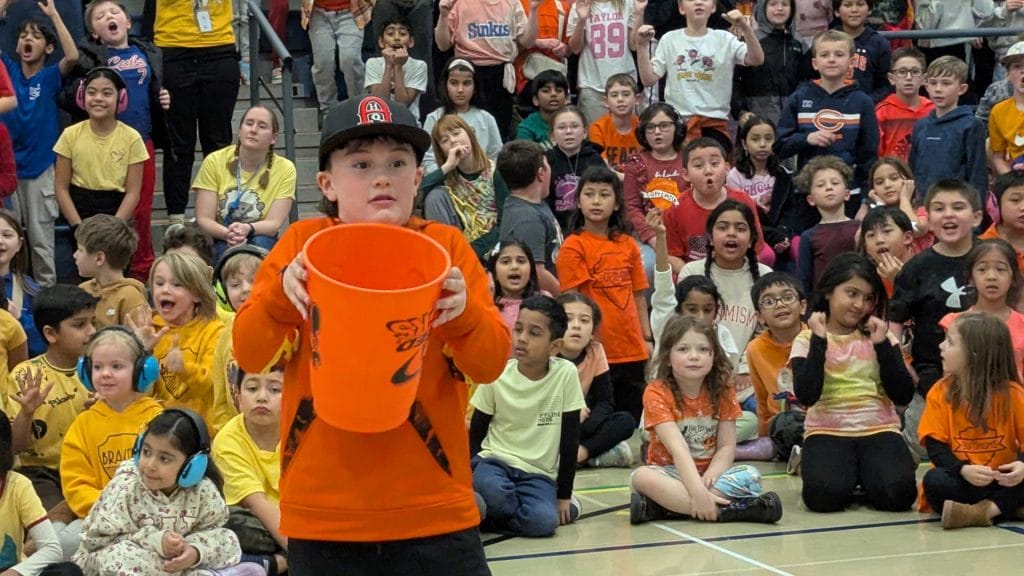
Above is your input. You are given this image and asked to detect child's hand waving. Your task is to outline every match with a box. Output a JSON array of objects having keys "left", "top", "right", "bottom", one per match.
[
  {"left": 127, "top": 308, "right": 168, "bottom": 352},
  {"left": 433, "top": 267, "right": 467, "bottom": 327},
  {"left": 13, "top": 367, "right": 53, "bottom": 415}
]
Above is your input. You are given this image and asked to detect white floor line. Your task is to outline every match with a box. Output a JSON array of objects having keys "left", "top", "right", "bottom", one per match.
[
  {"left": 652, "top": 523, "right": 796, "bottom": 576},
  {"left": 575, "top": 493, "right": 609, "bottom": 509},
  {"left": 776, "top": 542, "right": 1024, "bottom": 569}
]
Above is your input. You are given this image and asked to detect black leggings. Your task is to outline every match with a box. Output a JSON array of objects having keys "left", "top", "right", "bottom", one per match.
[
  {"left": 801, "top": 432, "right": 917, "bottom": 513},
  {"left": 923, "top": 467, "right": 1024, "bottom": 520},
  {"left": 580, "top": 411, "right": 636, "bottom": 456},
  {"left": 609, "top": 361, "right": 647, "bottom": 424},
  {"left": 474, "top": 64, "right": 513, "bottom": 141}
]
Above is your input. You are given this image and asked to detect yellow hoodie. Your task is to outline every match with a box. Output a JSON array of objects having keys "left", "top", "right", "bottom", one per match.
[
  {"left": 210, "top": 315, "right": 239, "bottom": 433},
  {"left": 151, "top": 313, "right": 225, "bottom": 425},
  {"left": 60, "top": 395, "right": 164, "bottom": 518},
  {"left": 79, "top": 277, "right": 150, "bottom": 329}
]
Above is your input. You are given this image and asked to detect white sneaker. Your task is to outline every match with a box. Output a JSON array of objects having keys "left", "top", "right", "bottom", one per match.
[
  {"left": 589, "top": 441, "right": 634, "bottom": 468},
  {"left": 786, "top": 445, "right": 802, "bottom": 476},
  {"left": 569, "top": 494, "right": 582, "bottom": 523}
]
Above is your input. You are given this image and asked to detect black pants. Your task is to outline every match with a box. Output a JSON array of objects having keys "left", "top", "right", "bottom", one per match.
[
  {"left": 162, "top": 45, "right": 240, "bottom": 215},
  {"left": 474, "top": 64, "right": 513, "bottom": 141},
  {"left": 923, "top": 467, "right": 1024, "bottom": 519},
  {"left": 289, "top": 528, "right": 491, "bottom": 576},
  {"left": 801, "top": 432, "right": 917, "bottom": 513},
  {"left": 609, "top": 361, "right": 647, "bottom": 424},
  {"left": 581, "top": 410, "right": 636, "bottom": 456}
]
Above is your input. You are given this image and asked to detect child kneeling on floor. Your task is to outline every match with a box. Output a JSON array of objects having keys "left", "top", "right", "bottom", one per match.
[
  {"left": 470, "top": 295, "right": 585, "bottom": 537},
  {"left": 629, "top": 315, "right": 782, "bottom": 525}
]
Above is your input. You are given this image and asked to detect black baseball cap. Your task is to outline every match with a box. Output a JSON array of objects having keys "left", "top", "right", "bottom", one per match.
[{"left": 319, "top": 96, "right": 431, "bottom": 170}]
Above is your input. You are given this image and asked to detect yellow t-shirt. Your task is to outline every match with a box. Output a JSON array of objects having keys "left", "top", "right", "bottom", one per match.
[
  {"left": 210, "top": 316, "right": 239, "bottom": 432},
  {"left": 5, "top": 356, "right": 88, "bottom": 469},
  {"left": 0, "top": 312, "right": 27, "bottom": 410},
  {"left": 191, "top": 147, "right": 296, "bottom": 225},
  {"left": 0, "top": 471, "right": 46, "bottom": 568},
  {"left": 211, "top": 413, "right": 280, "bottom": 506},
  {"left": 53, "top": 121, "right": 149, "bottom": 192},
  {"left": 989, "top": 97, "right": 1024, "bottom": 162},
  {"left": 60, "top": 396, "right": 165, "bottom": 518},
  {"left": 154, "top": 0, "right": 235, "bottom": 48},
  {"left": 150, "top": 314, "right": 225, "bottom": 426}
]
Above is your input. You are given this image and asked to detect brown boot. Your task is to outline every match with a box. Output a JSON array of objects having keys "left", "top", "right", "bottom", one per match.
[{"left": 942, "top": 500, "right": 995, "bottom": 529}]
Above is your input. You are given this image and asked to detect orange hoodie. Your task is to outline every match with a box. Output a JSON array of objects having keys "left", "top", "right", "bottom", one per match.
[
  {"left": 233, "top": 217, "right": 510, "bottom": 542},
  {"left": 875, "top": 93, "right": 934, "bottom": 162}
]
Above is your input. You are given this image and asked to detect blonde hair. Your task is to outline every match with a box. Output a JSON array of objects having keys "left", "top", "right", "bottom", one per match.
[
  {"left": 431, "top": 114, "right": 489, "bottom": 191},
  {"left": 85, "top": 328, "right": 144, "bottom": 361},
  {"left": 946, "top": 314, "right": 1019, "bottom": 430},
  {"left": 149, "top": 252, "right": 218, "bottom": 320},
  {"left": 812, "top": 30, "right": 855, "bottom": 56},
  {"left": 927, "top": 56, "right": 968, "bottom": 83},
  {"left": 221, "top": 253, "right": 262, "bottom": 283},
  {"left": 652, "top": 316, "right": 733, "bottom": 417}
]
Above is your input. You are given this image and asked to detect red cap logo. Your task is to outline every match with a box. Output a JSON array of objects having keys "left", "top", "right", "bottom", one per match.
[{"left": 357, "top": 96, "right": 392, "bottom": 126}]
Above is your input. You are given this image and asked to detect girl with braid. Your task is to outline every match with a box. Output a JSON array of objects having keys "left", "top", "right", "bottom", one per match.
[
  {"left": 678, "top": 200, "right": 771, "bottom": 446},
  {"left": 194, "top": 106, "right": 296, "bottom": 260}
]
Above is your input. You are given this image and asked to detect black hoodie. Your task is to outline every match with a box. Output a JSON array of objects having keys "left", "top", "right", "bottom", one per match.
[
  {"left": 732, "top": 0, "right": 810, "bottom": 122},
  {"left": 545, "top": 141, "right": 606, "bottom": 230}
]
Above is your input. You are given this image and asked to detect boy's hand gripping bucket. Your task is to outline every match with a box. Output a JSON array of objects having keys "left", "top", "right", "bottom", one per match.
[{"left": 303, "top": 223, "right": 452, "bottom": 433}]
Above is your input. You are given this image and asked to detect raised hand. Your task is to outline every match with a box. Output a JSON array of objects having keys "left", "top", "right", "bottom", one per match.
[
  {"left": 807, "top": 311, "right": 827, "bottom": 339},
  {"left": 864, "top": 316, "right": 888, "bottom": 344},
  {"left": 126, "top": 307, "right": 168, "bottom": 352},
  {"left": 636, "top": 24, "right": 655, "bottom": 44},
  {"left": 575, "top": 0, "right": 591, "bottom": 20},
  {"left": 165, "top": 335, "right": 185, "bottom": 373},
  {"left": 13, "top": 367, "right": 53, "bottom": 415}
]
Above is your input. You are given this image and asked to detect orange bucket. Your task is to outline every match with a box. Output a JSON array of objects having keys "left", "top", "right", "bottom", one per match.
[{"left": 302, "top": 223, "right": 451, "bottom": 433}]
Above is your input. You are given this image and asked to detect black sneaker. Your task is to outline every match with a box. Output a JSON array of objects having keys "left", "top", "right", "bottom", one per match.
[
  {"left": 718, "top": 492, "right": 783, "bottom": 524},
  {"left": 630, "top": 492, "right": 670, "bottom": 525}
]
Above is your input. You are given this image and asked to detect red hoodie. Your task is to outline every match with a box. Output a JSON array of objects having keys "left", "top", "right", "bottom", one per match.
[{"left": 875, "top": 93, "right": 934, "bottom": 161}]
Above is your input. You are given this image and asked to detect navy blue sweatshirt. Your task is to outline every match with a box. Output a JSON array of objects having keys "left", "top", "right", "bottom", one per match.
[
  {"left": 908, "top": 106, "right": 989, "bottom": 206},
  {"left": 851, "top": 26, "right": 892, "bottom": 103},
  {"left": 775, "top": 80, "right": 880, "bottom": 193}
]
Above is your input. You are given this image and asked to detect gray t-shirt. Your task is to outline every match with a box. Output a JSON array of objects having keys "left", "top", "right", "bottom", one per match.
[{"left": 499, "top": 195, "right": 563, "bottom": 273}]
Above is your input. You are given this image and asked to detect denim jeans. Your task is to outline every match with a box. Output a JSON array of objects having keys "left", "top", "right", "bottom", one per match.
[{"left": 472, "top": 456, "right": 558, "bottom": 537}]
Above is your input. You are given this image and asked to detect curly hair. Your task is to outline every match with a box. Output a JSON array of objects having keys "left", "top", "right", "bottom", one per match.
[{"left": 652, "top": 315, "right": 734, "bottom": 417}]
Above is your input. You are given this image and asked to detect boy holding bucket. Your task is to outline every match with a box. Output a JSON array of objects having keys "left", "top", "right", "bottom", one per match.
[{"left": 233, "top": 95, "right": 510, "bottom": 575}]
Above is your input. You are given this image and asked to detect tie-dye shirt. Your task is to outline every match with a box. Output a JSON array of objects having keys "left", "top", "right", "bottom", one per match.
[{"left": 789, "top": 329, "right": 901, "bottom": 438}]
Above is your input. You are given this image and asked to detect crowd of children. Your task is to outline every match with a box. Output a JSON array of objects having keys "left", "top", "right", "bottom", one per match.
[{"left": 7, "top": 0, "right": 1024, "bottom": 574}]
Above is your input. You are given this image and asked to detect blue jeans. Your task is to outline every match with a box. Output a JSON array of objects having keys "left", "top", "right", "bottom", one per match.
[
  {"left": 214, "top": 235, "right": 277, "bottom": 262},
  {"left": 472, "top": 457, "right": 558, "bottom": 537}
]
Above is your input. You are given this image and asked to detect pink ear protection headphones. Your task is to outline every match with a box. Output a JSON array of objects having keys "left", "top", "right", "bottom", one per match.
[{"left": 76, "top": 66, "right": 129, "bottom": 114}]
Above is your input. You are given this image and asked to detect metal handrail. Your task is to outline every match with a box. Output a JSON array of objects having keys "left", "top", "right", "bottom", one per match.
[
  {"left": 879, "top": 27, "right": 1024, "bottom": 40},
  {"left": 243, "top": 0, "right": 297, "bottom": 222}
]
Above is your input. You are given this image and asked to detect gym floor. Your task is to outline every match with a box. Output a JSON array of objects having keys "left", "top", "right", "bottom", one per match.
[{"left": 484, "top": 459, "right": 1024, "bottom": 575}]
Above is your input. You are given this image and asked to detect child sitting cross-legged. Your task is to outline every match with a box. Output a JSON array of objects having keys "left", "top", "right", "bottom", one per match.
[
  {"left": 213, "top": 364, "right": 287, "bottom": 575},
  {"left": 470, "top": 295, "right": 585, "bottom": 537}
]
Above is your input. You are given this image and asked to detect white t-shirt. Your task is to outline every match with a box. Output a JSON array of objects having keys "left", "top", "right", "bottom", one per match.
[
  {"left": 652, "top": 28, "right": 748, "bottom": 120},
  {"left": 567, "top": 0, "right": 638, "bottom": 93},
  {"left": 471, "top": 358, "right": 586, "bottom": 479},
  {"left": 363, "top": 56, "right": 429, "bottom": 123}
]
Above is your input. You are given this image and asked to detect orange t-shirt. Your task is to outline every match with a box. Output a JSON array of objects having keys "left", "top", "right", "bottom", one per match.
[
  {"left": 233, "top": 217, "right": 510, "bottom": 543},
  {"left": 747, "top": 329, "right": 802, "bottom": 437},
  {"left": 940, "top": 310, "right": 1024, "bottom": 381},
  {"left": 979, "top": 224, "right": 1024, "bottom": 275},
  {"left": 589, "top": 114, "right": 640, "bottom": 170},
  {"left": 643, "top": 379, "right": 741, "bottom": 473},
  {"left": 556, "top": 231, "right": 649, "bottom": 363},
  {"left": 919, "top": 376, "right": 1024, "bottom": 469}
]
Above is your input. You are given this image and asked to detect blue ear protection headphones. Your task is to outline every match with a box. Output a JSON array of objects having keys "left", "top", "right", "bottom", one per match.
[
  {"left": 77, "top": 326, "right": 160, "bottom": 394},
  {"left": 133, "top": 408, "right": 211, "bottom": 489}
]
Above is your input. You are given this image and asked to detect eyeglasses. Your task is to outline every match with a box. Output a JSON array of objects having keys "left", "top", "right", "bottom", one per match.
[
  {"left": 555, "top": 123, "right": 583, "bottom": 132},
  {"left": 892, "top": 68, "right": 923, "bottom": 78},
  {"left": 759, "top": 291, "right": 800, "bottom": 310},
  {"left": 645, "top": 121, "right": 676, "bottom": 133}
]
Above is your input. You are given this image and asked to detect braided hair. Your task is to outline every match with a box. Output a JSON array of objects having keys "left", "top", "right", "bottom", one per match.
[
  {"left": 703, "top": 199, "right": 761, "bottom": 283},
  {"left": 226, "top": 105, "right": 280, "bottom": 191}
]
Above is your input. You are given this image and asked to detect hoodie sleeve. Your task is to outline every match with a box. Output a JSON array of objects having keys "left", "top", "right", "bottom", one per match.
[
  {"left": 869, "top": 37, "right": 892, "bottom": 104},
  {"left": 60, "top": 419, "right": 104, "bottom": 518},
  {"left": 775, "top": 91, "right": 809, "bottom": 159},
  {"left": 74, "top": 465, "right": 166, "bottom": 570},
  {"left": 965, "top": 117, "right": 989, "bottom": 201},
  {"left": 854, "top": 95, "right": 880, "bottom": 192},
  {"left": 183, "top": 480, "right": 242, "bottom": 570}
]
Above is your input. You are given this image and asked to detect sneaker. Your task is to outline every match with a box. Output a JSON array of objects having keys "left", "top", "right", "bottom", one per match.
[
  {"left": 718, "top": 492, "right": 783, "bottom": 524},
  {"left": 630, "top": 492, "right": 670, "bottom": 525},
  {"left": 589, "top": 441, "right": 634, "bottom": 468},
  {"left": 474, "top": 491, "right": 487, "bottom": 520},
  {"left": 786, "top": 445, "right": 802, "bottom": 476},
  {"left": 569, "top": 494, "right": 582, "bottom": 523},
  {"left": 168, "top": 214, "right": 186, "bottom": 227},
  {"left": 272, "top": 67, "right": 283, "bottom": 85}
]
